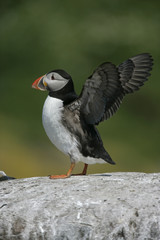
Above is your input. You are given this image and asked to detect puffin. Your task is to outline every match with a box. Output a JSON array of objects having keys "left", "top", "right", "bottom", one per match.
[
  {"left": 32, "top": 53, "right": 153, "bottom": 179},
  {"left": 0, "top": 171, "right": 15, "bottom": 181}
]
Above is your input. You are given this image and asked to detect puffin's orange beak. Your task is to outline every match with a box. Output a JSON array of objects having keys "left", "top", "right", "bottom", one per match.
[{"left": 32, "top": 75, "right": 47, "bottom": 91}]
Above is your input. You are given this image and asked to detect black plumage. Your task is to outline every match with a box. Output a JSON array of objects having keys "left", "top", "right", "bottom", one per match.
[{"left": 77, "top": 53, "right": 153, "bottom": 124}]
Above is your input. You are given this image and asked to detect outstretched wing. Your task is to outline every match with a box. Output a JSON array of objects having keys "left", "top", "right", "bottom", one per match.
[
  {"left": 68, "top": 53, "right": 153, "bottom": 126},
  {"left": 79, "top": 62, "right": 123, "bottom": 125}
]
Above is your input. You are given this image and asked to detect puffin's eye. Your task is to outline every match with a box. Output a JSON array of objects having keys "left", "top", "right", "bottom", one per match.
[{"left": 51, "top": 75, "right": 54, "bottom": 80}]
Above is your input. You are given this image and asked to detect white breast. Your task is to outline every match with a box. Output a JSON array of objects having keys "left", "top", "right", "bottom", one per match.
[
  {"left": 42, "top": 96, "right": 105, "bottom": 165},
  {"left": 42, "top": 96, "right": 79, "bottom": 158}
]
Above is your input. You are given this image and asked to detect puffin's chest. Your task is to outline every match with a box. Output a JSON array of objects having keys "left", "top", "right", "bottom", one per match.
[{"left": 42, "top": 96, "right": 78, "bottom": 155}]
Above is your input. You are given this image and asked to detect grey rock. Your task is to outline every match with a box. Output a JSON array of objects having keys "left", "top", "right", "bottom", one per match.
[{"left": 0, "top": 172, "right": 160, "bottom": 240}]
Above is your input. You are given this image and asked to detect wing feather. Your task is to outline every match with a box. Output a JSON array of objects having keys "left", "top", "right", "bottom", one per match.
[
  {"left": 118, "top": 53, "right": 153, "bottom": 94},
  {"left": 68, "top": 53, "right": 153, "bottom": 125},
  {"left": 79, "top": 62, "right": 122, "bottom": 125}
]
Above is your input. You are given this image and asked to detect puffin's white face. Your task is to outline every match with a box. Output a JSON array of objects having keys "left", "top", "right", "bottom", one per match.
[
  {"left": 44, "top": 72, "right": 69, "bottom": 91},
  {"left": 32, "top": 71, "right": 70, "bottom": 92}
]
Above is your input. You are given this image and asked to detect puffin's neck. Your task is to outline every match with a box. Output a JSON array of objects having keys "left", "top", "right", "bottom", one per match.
[{"left": 49, "top": 81, "right": 77, "bottom": 105}]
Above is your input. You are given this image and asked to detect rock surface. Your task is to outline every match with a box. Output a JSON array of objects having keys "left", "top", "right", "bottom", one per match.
[{"left": 0, "top": 172, "right": 160, "bottom": 240}]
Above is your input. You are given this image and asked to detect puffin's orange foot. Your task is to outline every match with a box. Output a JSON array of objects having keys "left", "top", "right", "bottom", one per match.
[
  {"left": 49, "top": 174, "right": 70, "bottom": 179},
  {"left": 49, "top": 163, "right": 75, "bottom": 179}
]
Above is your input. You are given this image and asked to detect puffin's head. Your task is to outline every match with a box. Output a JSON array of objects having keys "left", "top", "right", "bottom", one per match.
[{"left": 32, "top": 69, "right": 72, "bottom": 92}]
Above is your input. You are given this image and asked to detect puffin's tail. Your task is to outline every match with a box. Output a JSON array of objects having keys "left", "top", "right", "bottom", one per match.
[{"left": 102, "top": 148, "right": 116, "bottom": 165}]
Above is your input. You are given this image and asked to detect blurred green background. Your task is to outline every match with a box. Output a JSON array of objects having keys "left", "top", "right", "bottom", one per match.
[{"left": 0, "top": 0, "right": 160, "bottom": 178}]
